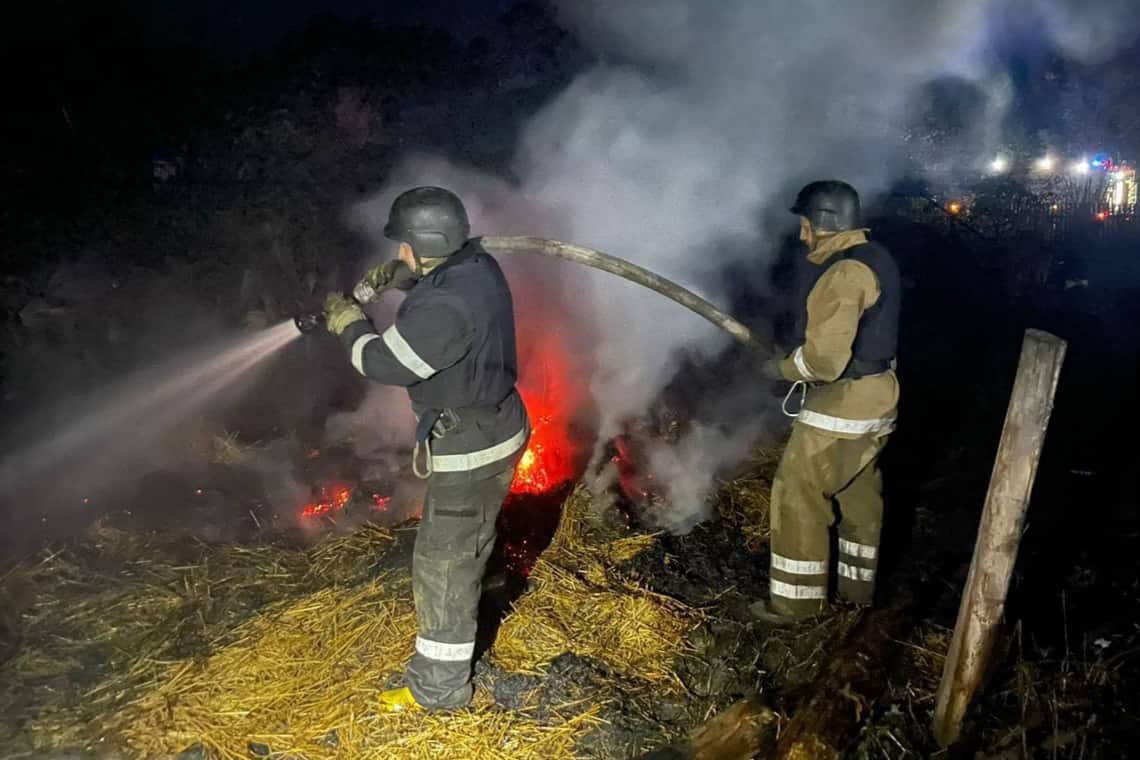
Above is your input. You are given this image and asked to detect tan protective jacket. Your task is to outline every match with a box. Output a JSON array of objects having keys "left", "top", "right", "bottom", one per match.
[{"left": 777, "top": 230, "right": 900, "bottom": 440}]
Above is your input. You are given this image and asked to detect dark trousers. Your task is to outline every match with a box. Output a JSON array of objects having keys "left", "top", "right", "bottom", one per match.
[{"left": 405, "top": 467, "right": 514, "bottom": 708}]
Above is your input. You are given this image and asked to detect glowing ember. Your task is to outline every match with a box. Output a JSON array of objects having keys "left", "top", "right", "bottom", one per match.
[
  {"left": 371, "top": 494, "right": 392, "bottom": 511},
  {"left": 612, "top": 434, "right": 666, "bottom": 507},
  {"left": 301, "top": 484, "right": 353, "bottom": 519}
]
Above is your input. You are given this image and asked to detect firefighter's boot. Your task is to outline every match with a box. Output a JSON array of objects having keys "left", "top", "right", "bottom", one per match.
[
  {"left": 747, "top": 599, "right": 823, "bottom": 626},
  {"left": 378, "top": 687, "right": 422, "bottom": 713}
]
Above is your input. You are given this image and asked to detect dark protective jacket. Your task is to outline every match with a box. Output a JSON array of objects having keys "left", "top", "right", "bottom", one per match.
[
  {"left": 793, "top": 241, "right": 900, "bottom": 376},
  {"left": 340, "top": 241, "right": 529, "bottom": 481},
  {"left": 778, "top": 229, "right": 900, "bottom": 439}
]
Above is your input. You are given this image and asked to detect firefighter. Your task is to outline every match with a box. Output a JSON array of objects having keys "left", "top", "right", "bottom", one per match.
[
  {"left": 323, "top": 187, "right": 530, "bottom": 710},
  {"left": 752, "top": 180, "right": 900, "bottom": 624}
]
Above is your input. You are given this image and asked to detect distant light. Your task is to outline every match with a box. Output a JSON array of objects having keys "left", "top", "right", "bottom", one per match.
[
  {"left": 1035, "top": 154, "right": 1055, "bottom": 172},
  {"left": 947, "top": 201, "right": 962, "bottom": 215},
  {"left": 989, "top": 156, "right": 1009, "bottom": 174},
  {"left": 1095, "top": 210, "right": 1108, "bottom": 221},
  {"left": 1071, "top": 159, "right": 1090, "bottom": 175},
  {"left": 1050, "top": 203, "right": 1059, "bottom": 212}
]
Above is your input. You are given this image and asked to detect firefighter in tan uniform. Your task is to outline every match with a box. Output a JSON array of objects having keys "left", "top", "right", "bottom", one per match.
[{"left": 753, "top": 180, "right": 900, "bottom": 623}]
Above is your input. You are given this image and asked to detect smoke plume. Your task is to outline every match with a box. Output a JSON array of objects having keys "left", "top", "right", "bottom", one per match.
[{"left": 349, "top": 0, "right": 1140, "bottom": 531}]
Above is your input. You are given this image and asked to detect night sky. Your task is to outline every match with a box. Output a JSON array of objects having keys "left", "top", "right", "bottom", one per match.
[{"left": 126, "top": 0, "right": 519, "bottom": 50}]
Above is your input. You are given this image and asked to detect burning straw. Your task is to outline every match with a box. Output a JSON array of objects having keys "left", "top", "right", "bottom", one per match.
[{"left": 492, "top": 485, "right": 700, "bottom": 687}]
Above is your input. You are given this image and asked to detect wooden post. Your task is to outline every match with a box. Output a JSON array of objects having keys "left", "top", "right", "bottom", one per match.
[
  {"left": 932, "top": 329, "right": 1067, "bottom": 747},
  {"left": 636, "top": 697, "right": 778, "bottom": 760}
]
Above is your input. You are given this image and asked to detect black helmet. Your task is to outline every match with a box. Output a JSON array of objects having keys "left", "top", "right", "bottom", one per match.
[
  {"left": 383, "top": 186, "right": 470, "bottom": 258},
  {"left": 790, "top": 180, "right": 861, "bottom": 232}
]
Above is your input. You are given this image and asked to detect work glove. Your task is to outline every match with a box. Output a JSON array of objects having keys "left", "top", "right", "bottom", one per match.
[
  {"left": 322, "top": 292, "right": 367, "bottom": 335},
  {"left": 353, "top": 260, "right": 415, "bottom": 304}
]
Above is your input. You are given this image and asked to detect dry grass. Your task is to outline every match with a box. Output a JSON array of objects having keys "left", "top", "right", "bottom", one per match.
[
  {"left": 1, "top": 521, "right": 396, "bottom": 756},
  {"left": 105, "top": 575, "right": 597, "bottom": 760},
  {"left": 492, "top": 485, "right": 699, "bottom": 687},
  {"left": 306, "top": 523, "right": 398, "bottom": 585},
  {"left": 3, "top": 506, "right": 624, "bottom": 758},
  {"left": 2, "top": 482, "right": 702, "bottom": 758},
  {"left": 210, "top": 430, "right": 254, "bottom": 465},
  {"left": 717, "top": 445, "right": 783, "bottom": 551}
]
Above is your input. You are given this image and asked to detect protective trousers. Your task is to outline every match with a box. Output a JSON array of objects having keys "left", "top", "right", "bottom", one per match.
[
  {"left": 406, "top": 467, "right": 514, "bottom": 708},
  {"left": 768, "top": 423, "right": 888, "bottom": 618}
]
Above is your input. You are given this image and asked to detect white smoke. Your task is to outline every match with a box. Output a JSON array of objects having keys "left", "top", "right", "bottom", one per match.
[
  {"left": 345, "top": 0, "right": 1140, "bottom": 531},
  {"left": 1029, "top": 0, "right": 1140, "bottom": 63}
]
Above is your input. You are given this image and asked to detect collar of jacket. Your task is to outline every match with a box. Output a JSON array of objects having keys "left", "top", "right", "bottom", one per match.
[
  {"left": 807, "top": 228, "right": 870, "bottom": 265},
  {"left": 415, "top": 241, "right": 477, "bottom": 288}
]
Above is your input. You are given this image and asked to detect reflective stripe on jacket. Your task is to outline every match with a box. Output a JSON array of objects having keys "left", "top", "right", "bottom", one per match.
[{"left": 340, "top": 241, "right": 529, "bottom": 476}]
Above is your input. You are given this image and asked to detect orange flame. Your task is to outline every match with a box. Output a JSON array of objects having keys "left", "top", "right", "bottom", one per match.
[
  {"left": 301, "top": 484, "right": 353, "bottom": 518},
  {"left": 510, "top": 325, "right": 581, "bottom": 495}
]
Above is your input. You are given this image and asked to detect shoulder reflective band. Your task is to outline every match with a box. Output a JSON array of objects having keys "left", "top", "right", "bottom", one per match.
[
  {"left": 350, "top": 333, "right": 382, "bottom": 375},
  {"left": 770, "top": 578, "right": 826, "bottom": 600},
  {"left": 839, "top": 537, "right": 878, "bottom": 560},
  {"left": 796, "top": 409, "right": 895, "bottom": 436},
  {"left": 792, "top": 346, "right": 816, "bottom": 381},
  {"left": 430, "top": 426, "right": 529, "bottom": 473},
  {"left": 838, "top": 562, "right": 876, "bottom": 582},
  {"left": 771, "top": 553, "right": 826, "bottom": 575},
  {"left": 415, "top": 636, "right": 475, "bottom": 662},
  {"left": 382, "top": 324, "right": 436, "bottom": 380}
]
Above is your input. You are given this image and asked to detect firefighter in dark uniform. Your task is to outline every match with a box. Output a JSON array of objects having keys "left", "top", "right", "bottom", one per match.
[
  {"left": 323, "top": 187, "right": 529, "bottom": 710},
  {"left": 753, "top": 180, "right": 900, "bottom": 624}
]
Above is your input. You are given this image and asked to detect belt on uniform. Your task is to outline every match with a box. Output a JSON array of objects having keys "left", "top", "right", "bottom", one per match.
[{"left": 411, "top": 398, "right": 525, "bottom": 479}]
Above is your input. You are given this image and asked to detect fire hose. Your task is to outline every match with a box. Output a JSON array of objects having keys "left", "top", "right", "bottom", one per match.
[{"left": 295, "top": 236, "right": 766, "bottom": 352}]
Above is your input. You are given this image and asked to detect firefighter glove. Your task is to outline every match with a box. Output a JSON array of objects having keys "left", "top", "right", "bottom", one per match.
[
  {"left": 353, "top": 260, "right": 414, "bottom": 304},
  {"left": 323, "top": 292, "right": 367, "bottom": 335}
]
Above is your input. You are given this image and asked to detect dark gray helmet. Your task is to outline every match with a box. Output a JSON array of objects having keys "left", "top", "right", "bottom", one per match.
[
  {"left": 383, "top": 186, "right": 470, "bottom": 258},
  {"left": 790, "top": 180, "right": 861, "bottom": 231}
]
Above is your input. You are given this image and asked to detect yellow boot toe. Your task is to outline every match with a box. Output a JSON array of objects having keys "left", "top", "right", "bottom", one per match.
[{"left": 378, "top": 686, "right": 422, "bottom": 713}]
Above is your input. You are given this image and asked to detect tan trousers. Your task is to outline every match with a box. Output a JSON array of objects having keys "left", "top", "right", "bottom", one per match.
[{"left": 768, "top": 424, "right": 888, "bottom": 617}]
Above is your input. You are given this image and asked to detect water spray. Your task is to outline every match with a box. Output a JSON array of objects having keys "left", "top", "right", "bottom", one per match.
[{"left": 0, "top": 319, "right": 304, "bottom": 521}]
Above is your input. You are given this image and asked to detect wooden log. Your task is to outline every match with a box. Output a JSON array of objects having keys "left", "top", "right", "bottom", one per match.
[
  {"left": 773, "top": 595, "right": 913, "bottom": 759},
  {"left": 638, "top": 595, "right": 915, "bottom": 760},
  {"left": 638, "top": 697, "right": 779, "bottom": 760},
  {"left": 932, "top": 328, "right": 1067, "bottom": 747}
]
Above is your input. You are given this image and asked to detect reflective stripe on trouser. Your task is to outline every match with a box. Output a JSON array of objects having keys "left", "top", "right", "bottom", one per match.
[
  {"left": 835, "top": 464, "right": 883, "bottom": 604},
  {"left": 769, "top": 423, "right": 888, "bottom": 617},
  {"left": 406, "top": 466, "right": 516, "bottom": 708}
]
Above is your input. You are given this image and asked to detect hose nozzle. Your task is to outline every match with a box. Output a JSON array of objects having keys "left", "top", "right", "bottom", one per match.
[{"left": 293, "top": 311, "right": 326, "bottom": 335}]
